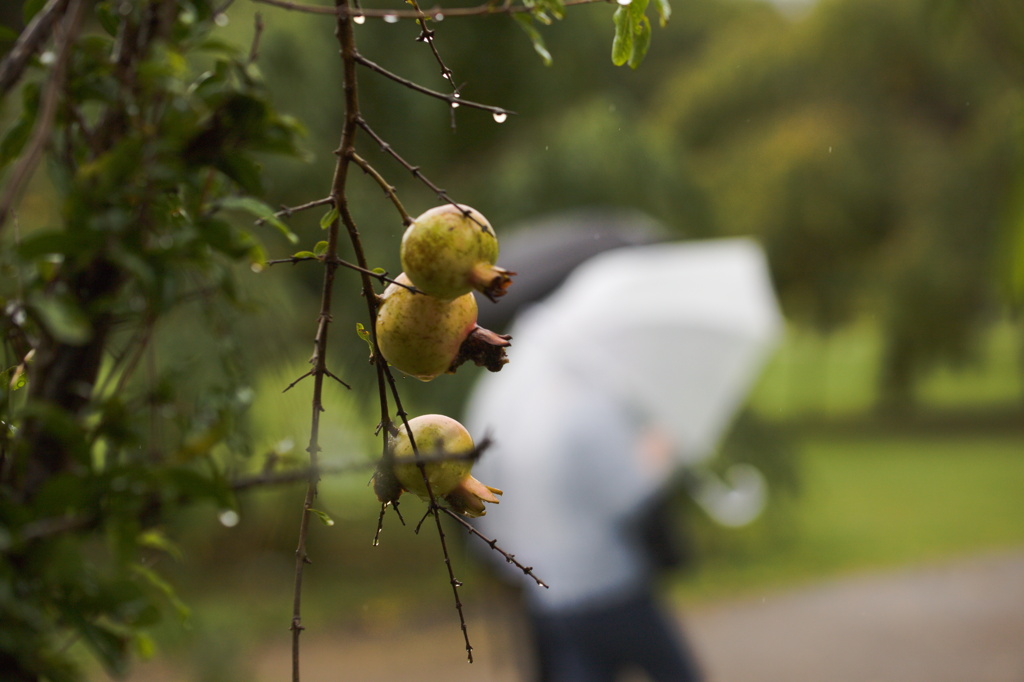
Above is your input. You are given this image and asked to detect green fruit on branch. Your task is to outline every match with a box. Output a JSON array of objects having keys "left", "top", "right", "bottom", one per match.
[
  {"left": 388, "top": 414, "right": 502, "bottom": 517},
  {"left": 400, "top": 203, "right": 515, "bottom": 302},
  {"left": 375, "top": 273, "right": 512, "bottom": 381}
]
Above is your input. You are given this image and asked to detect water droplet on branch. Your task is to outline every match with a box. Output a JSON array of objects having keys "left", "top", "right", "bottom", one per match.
[
  {"left": 353, "top": 14, "right": 366, "bottom": 24},
  {"left": 383, "top": 13, "right": 399, "bottom": 23},
  {"left": 492, "top": 112, "right": 508, "bottom": 123}
]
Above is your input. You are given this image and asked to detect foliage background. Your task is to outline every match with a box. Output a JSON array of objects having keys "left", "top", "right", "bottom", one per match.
[{"left": 2, "top": 0, "right": 1023, "bottom": 678}]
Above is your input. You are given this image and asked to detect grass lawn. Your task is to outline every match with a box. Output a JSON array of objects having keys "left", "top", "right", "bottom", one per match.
[{"left": 675, "top": 430, "right": 1024, "bottom": 604}]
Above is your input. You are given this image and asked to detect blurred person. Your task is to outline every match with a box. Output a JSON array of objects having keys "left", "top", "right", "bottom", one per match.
[{"left": 465, "top": 233, "right": 782, "bottom": 682}]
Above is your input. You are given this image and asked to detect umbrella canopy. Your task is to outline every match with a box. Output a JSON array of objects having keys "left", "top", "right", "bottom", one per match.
[
  {"left": 477, "top": 207, "right": 668, "bottom": 331},
  {"left": 466, "top": 238, "right": 784, "bottom": 535},
  {"left": 514, "top": 237, "right": 782, "bottom": 463}
]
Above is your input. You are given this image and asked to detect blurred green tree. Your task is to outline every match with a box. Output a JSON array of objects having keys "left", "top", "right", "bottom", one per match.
[{"left": 654, "top": 0, "right": 1021, "bottom": 408}]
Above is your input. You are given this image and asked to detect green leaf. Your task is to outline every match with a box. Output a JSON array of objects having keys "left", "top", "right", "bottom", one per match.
[
  {"left": 313, "top": 240, "right": 329, "bottom": 257},
  {"left": 611, "top": 6, "right": 633, "bottom": 67},
  {"left": 95, "top": 3, "right": 120, "bottom": 35},
  {"left": 629, "top": 0, "right": 650, "bottom": 27},
  {"left": 28, "top": 291, "right": 93, "bottom": 345},
  {"left": 219, "top": 196, "right": 297, "bottom": 244},
  {"left": 134, "top": 631, "right": 158, "bottom": 660},
  {"left": 215, "top": 152, "right": 263, "bottom": 195},
  {"left": 17, "top": 228, "right": 101, "bottom": 260},
  {"left": 0, "top": 116, "right": 32, "bottom": 168},
  {"left": 71, "top": 617, "right": 130, "bottom": 677},
  {"left": 654, "top": 0, "right": 671, "bottom": 26},
  {"left": 3, "top": 365, "right": 27, "bottom": 391},
  {"left": 628, "top": 15, "right": 652, "bottom": 69},
  {"left": 308, "top": 507, "right": 335, "bottom": 527},
  {"left": 138, "top": 529, "right": 184, "bottom": 562},
  {"left": 197, "top": 216, "right": 241, "bottom": 256},
  {"left": 132, "top": 564, "right": 191, "bottom": 622},
  {"left": 319, "top": 207, "right": 339, "bottom": 230},
  {"left": 514, "top": 15, "right": 553, "bottom": 66},
  {"left": 356, "top": 322, "right": 374, "bottom": 353},
  {"left": 291, "top": 250, "right": 316, "bottom": 259}
]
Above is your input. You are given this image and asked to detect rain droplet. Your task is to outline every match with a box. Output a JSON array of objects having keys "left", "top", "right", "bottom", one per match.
[
  {"left": 433, "top": 12, "right": 444, "bottom": 21},
  {"left": 353, "top": 14, "right": 366, "bottom": 24},
  {"left": 219, "top": 510, "right": 240, "bottom": 528},
  {"left": 383, "top": 13, "right": 399, "bottom": 23},
  {"left": 214, "top": 13, "right": 229, "bottom": 26},
  {"left": 617, "top": 0, "right": 633, "bottom": 5},
  {"left": 492, "top": 112, "right": 508, "bottom": 124},
  {"left": 451, "top": 93, "right": 461, "bottom": 109}
]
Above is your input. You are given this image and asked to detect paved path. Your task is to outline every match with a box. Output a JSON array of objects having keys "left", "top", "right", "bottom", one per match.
[
  {"left": 247, "top": 549, "right": 1024, "bottom": 681},
  {"left": 686, "top": 550, "right": 1024, "bottom": 682}
]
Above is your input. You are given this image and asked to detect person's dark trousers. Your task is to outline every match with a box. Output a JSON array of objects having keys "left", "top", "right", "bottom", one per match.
[{"left": 528, "top": 590, "right": 703, "bottom": 682}]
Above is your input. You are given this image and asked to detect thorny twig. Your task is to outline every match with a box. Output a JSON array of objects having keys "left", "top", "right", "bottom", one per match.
[
  {"left": 352, "top": 120, "right": 492, "bottom": 233},
  {"left": 348, "top": 151, "right": 413, "bottom": 225},
  {"left": 254, "top": 196, "right": 335, "bottom": 226},
  {"left": 440, "top": 507, "right": 550, "bottom": 588},
  {"left": 356, "top": 117, "right": 453, "bottom": 203},
  {"left": 267, "top": 254, "right": 415, "bottom": 290},
  {"left": 353, "top": 52, "right": 513, "bottom": 119},
  {"left": 407, "top": 0, "right": 461, "bottom": 128}
]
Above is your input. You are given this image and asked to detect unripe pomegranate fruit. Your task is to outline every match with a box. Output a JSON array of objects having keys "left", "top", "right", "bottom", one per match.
[
  {"left": 400, "top": 204, "right": 514, "bottom": 302},
  {"left": 387, "top": 414, "right": 502, "bottom": 517},
  {"left": 376, "top": 273, "right": 478, "bottom": 381},
  {"left": 375, "top": 273, "right": 512, "bottom": 381}
]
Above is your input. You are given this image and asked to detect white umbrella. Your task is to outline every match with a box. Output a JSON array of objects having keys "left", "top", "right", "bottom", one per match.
[{"left": 466, "top": 238, "right": 783, "bottom": 531}]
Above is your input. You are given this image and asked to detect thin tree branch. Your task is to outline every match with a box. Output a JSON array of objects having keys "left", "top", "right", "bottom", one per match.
[
  {"left": 0, "top": 0, "right": 70, "bottom": 98},
  {"left": 353, "top": 52, "right": 514, "bottom": 118},
  {"left": 355, "top": 119, "right": 491, "bottom": 231},
  {"left": 248, "top": 11, "right": 265, "bottom": 64},
  {"left": 0, "top": 0, "right": 86, "bottom": 232},
  {"left": 440, "top": 506, "right": 550, "bottom": 589},
  {"left": 356, "top": 117, "right": 454, "bottom": 203},
  {"left": 348, "top": 151, "right": 413, "bottom": 226},
  {"left": 407, "top": 0, "right": 462, "bottom": 128},
  {"left": 231, "top": 462, "right": 366, "bottom": 491},
  {"left": 410, "top": 0, "right": 455, "bottom": 87},
  {"left": 255, "top": 196, "right": 335, "bottom": 226},
  {"left": 267, "top": 254, "right": 415, "bottom": 290},
  {"left": 252, "top": 0, "right": 610, "bottom": 20}
]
